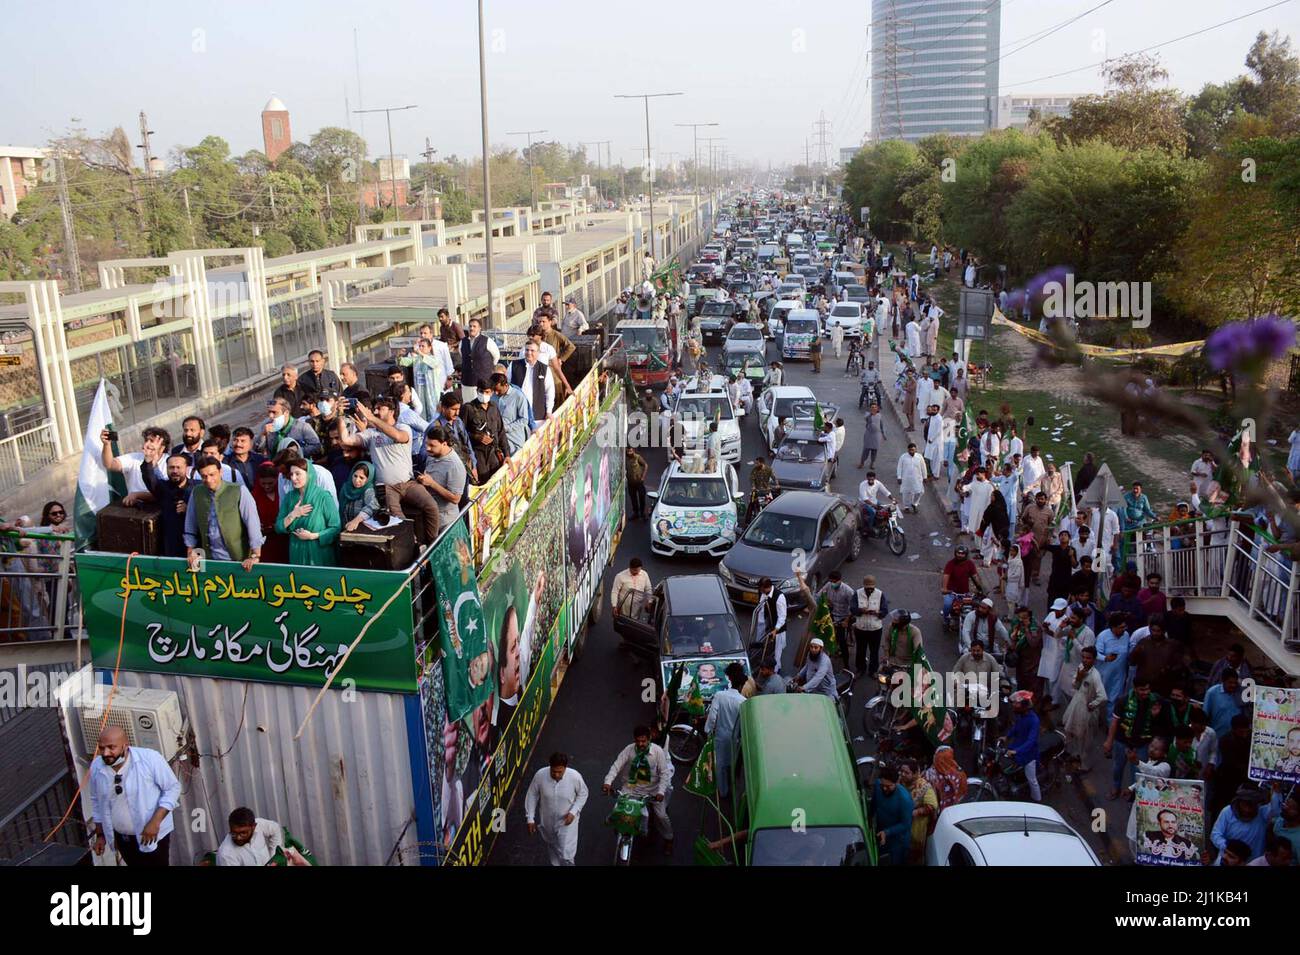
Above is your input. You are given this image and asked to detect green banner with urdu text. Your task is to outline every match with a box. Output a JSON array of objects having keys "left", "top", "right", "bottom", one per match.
[{"left": 79, "top": 553, "right": 418, "bottom": 693}]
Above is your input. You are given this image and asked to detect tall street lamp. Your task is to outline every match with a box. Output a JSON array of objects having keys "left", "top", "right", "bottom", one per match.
[
  {"left": 615, "top": 91, "right": 682, "bottom": 269},
  {"left": 476, "top": 0, "right": 496, "bottom": 327},
  {"left": 675, "top": 122, "right": 718, "bottom": 240},
  {"left": 354, "top": 104, "right": 417, "bottom": 222}
]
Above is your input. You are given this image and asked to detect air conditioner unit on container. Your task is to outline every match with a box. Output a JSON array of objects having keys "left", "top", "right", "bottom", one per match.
[{"left": 77, "top": 687, "right": 186, "bottom": 760}]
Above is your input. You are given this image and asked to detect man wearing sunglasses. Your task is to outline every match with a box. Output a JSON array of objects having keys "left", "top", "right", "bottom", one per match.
[{"left": 89, "top": 726, "right": 181, "bottom": 866}]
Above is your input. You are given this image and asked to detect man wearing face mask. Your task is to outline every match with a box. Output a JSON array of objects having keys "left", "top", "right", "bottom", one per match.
[
  {"left": 259, "top": 396, "right": 321, "bottom": 459},
  {"left": 458, "top": 317, "right": 501, "bottom": 402},
  {"left": 461, "top": 381, "right": 508, "bottom": 482},
  {"left": 141, "top": 453, "right": 194, "bottom": 557},
  {"left": 90, "top": 726, "right": 181, "bottom": 867}
]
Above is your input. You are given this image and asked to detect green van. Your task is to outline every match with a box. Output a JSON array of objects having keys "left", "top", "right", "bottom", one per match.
[{"left": 708, "top": 693, "right": 876, "bottom": 866}]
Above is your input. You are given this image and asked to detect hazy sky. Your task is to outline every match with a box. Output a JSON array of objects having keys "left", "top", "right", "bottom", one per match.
[{"left": 4, "top": 0, "right": 1298, "bottom": 169}]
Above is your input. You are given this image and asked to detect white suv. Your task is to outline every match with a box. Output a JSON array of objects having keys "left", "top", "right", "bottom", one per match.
[
  {"left": 648, "top": 455, "right": 745, "bottom": 558},
  {"left": 826, "top": 302, "right": 864, "bottom": 339},
  {"left": 671, "top": 374, "right": 743, "bottom": 464}
]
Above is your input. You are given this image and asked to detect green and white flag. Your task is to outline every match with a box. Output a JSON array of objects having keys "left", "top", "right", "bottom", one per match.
[
  {"left": 74, "top": 379, "right": 127, "bottom": 546},
  {"left": 431, "top": 521, "right": 494, "bottom": 722}
]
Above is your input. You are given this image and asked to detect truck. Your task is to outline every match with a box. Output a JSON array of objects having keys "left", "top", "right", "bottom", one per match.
[{"left": 617, "top": 315, "right": 681, "bottom": 389}]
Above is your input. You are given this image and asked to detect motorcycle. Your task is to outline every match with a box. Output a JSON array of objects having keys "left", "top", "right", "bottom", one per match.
[
  {"left": 858, "top": 501, "right": 906, "bottom": 555},
  {"left": 607, "top": 792, "right": 649, "bottom": 866},
  {"left": 858, "top": 379, "right": 881, "bottom": 410},
  {"left": 964, "top": 730, "right": 1068, "bottom": 803},
  {"left": 942, "top": 590, "right": 982, "bottom": 635},
  {"left": 952, "top": 665, "right": 1011, "bottom": 772}
]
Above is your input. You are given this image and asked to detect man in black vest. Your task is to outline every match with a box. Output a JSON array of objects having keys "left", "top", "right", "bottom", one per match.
[
  {"left": 510, "top": 341, "right": 555, "bottom": 422},
  {"left": 459, "top": 317, "right": 501, "bottom": 400}
]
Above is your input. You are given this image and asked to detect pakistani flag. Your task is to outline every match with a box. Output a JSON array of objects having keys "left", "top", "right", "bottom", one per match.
[
  {"left": 431, "top": 521, "right": 494, "bottom": 723},
  {"left": 809, "top": 592, "right": 838, "bottom": 657},
  {"left": 685, "top": 737, "right": 720, "bottom": 798},
  {"left": 74, "top": 379, "right": 127, "bottom": 547},
  {"left": 812, "top": 402, "right": 825, "bottom": 433}
]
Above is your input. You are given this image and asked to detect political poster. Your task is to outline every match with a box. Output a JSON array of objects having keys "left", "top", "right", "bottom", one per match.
[
  {"left": 1133, "top": 775, "right": 1204, "bottom": 867},
  {"left": 1248, "top": 685, "right": 1300, "bottom": 785},
  {"left": 660, "top": 657, "right": 751, "bottom": 706},
  {"left": 78, "top": 553, "right": 417, "bottom": 693},
  {"left": 430, "top": 521, "right": 494, "bottom": 723}
]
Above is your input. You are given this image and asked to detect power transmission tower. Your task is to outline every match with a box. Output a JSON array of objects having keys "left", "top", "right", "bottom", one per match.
[
  {"left": 813, "top": 111, "right": 832, "bottom": 169},
  {"left": 53, "top": 148, "right": 83, "bottom": 293},
  {"left": 870, "top": 0, "right": 913, "bottom": 141}
]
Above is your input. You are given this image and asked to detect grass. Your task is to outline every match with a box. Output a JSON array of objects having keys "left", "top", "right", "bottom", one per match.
[{"left": 969, "top": 384, "right": 1197, "bottom": 504}]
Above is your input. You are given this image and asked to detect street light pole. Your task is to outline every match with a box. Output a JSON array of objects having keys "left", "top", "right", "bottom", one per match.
[
  {"left": 580, "top": 140, "right": 611, "bottom": 205},
  {"left": 354, "top": 104, "right": 417, "bottom": 222},
  {"left": 701, "top": 136, "right": 725, "bottom": 197},
  {"left": 506, "top": 128, "right": 547, "bottom": 212},
  {"left": 675, "top": 122, "right": 718, "bottom": 241},
  {"left": 615, "top": 91, "right": 682, "bottom": 270},
  {"left": 476, "top": 0, "right": 497, "bottom": 327}
]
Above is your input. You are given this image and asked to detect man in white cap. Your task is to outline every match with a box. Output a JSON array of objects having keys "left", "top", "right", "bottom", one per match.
[
  {"left": 1037, "top": 598, "right": 1072, "bottom": 707},
  {"left": 959, "top": 597, "right": 1009, "bottom": 655},
  {"left": 793, "top": 637, "right": 838, "bottom": 699}
]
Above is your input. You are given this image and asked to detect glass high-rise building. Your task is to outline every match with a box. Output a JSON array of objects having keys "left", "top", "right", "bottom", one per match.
[{"left": 870, "top": 0, "right": 1001, "bottom": 142}]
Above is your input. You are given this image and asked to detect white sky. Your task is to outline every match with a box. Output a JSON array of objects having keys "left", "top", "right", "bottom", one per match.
[{"left": 3, "top": 0, "right": 1298, "bottom": 169}]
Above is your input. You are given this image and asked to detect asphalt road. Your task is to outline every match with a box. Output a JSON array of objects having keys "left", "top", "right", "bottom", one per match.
[{"left": 488, "top": 325, "right": 1115, "bottom": 866}]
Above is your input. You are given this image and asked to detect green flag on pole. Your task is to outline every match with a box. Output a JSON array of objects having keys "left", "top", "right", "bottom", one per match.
[
  {"left": 812, "top": 402, "right": 825, "bottom": 433},
  {"left": 809, "top": 592, "right": 838, "bottom": 657},
  {"left": 685, "top": 737, "right": 720, "bottom": 798}
]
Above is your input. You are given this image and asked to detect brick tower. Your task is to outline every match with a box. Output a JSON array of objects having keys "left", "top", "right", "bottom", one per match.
[{"left": 262, "top": 96, "right": 292, "bottom": 163}]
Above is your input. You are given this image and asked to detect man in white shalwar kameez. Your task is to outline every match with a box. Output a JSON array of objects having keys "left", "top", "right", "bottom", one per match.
[
  {"left": 525, "top": 753, "right": 589, "bottom": 865},
  {"left": 1037, "top": 598, "right": 1072, "bottom": 702},
  {"left": 896, "top": 443, "right": 928, "bottom": 512},
  {"left": 963, "top": 468, "right": 994, "bottom": 537},
  {"left": 916, "top": 372, "right": 934, "bottom": 416},
  {"left": 1062, "top": 647, "right": 1108, "bottom": 770},
  {"left": 904, "top": 318, "right": 922, "bottom": 361},
  {"left": 704, "top": 665, "right": 747, "bottom": 799},
  {"left": 923, "top": 405, "right": 944, "bottom": 479}
]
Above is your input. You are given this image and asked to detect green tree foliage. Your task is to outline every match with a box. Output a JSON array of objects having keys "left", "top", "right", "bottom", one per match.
[
  {"left": 941, "top": 129, "right": 1046, "bottom": 268},
  {"left": 1046, "top": 55, "right": 1188, "bottom": 155},
  {"left": 842, "top": 139, "right": 919, "bottom": 239}
]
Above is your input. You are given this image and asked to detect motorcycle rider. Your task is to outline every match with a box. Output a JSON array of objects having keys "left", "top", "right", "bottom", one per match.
[
  {"left": 859, "top": 360, "right": 882, "bottom": 409},
  {"left": 959, "top": 597, "right": 1009, "bottom": 655},
  {"left": 941, "top": 545, "right": 982, "bottom": 627},
  {"left": 857, "top": 470, "right": 894, "bottom": 532},
  {"left": 882, "top": 608, "right": 924, "bottom": 670},
  {"left": 602, "top": 725, "right": 674, "bottom": 857},
  {"left": 1000, "top": 691, "right": 1043, "bottom": 801},
  {"left": 747, "top": 456, "right": 779, "bottom": 522}
]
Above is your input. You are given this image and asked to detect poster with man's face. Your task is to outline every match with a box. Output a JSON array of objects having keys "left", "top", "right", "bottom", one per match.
[
  {"left": 1249, "top": 686, "right": 1300, "bottom": 785},
  {"left": 1134, "top": 775, "right": 1203, "bottom": 867}
]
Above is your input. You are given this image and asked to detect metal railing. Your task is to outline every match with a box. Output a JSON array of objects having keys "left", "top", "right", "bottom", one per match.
[
  {"left": 0, "top": 422, "right": 60, "bottom": 489},
  {"left": 0, "top": 531, "right": 81, "bottom": 642},
  {"left": 1126, "top": 516, "right": 1299, "bottom": 663}
]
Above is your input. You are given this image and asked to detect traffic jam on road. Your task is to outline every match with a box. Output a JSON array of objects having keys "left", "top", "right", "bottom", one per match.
[{"left": 495, "top": 190, "right": 1206, "bottom": 869}]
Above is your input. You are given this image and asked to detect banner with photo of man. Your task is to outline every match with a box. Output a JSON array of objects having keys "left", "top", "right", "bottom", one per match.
[
  {"left": 1248, "top": 685, "right": 1300, "bottom": 785},
  {"left": 564, "top": 402, "right": 625, "bottom": 648},
  {"left": 1134, "top": 774, "right": 1204, "bottom": 866}
]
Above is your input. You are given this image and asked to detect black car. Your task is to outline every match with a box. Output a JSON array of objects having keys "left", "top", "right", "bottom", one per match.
[
  {"left": 612, "top": 574, "right": 750, "bottom": 706},
  {"left": 698, "top": 300, "right": 738, "bottom": 343},
  {"left": 771, "top": 424, "right": 837, "bottom": 492}
]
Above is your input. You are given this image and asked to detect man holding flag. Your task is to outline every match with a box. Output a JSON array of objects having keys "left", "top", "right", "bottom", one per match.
[{"left": 74, "top": 379, "right": 131, "bottom": 545}]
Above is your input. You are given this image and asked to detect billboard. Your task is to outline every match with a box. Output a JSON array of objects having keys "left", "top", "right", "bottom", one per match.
[
  {"left": 1248, "top": 685, "right": 1300, "bottom": 785},
  {"left": 1133, "top": 774, "right": 1204, "bottom": 866},
  {"left": 79, "top": 554, "right": 417, "bottom": 693}
]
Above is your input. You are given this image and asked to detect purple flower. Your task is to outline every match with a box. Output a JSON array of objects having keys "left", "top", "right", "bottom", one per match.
[
  {"left": 1247, "top": 313, "right": 1297, "bottom": 360},
  {"left": 1207, "top": 315, "right": 1297, "bottom": 371},
  {"left": 1025, "top": 266, "right": 1073, "bottom": 300}
]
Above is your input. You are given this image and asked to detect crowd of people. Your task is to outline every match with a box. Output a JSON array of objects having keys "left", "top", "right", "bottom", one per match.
[{"left": 88, "top": 298, "right": 591, "bottom": 569}]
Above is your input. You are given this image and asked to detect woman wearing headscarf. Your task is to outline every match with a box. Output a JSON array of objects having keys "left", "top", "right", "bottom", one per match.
[
  {"left": 339, "top": 460, "right": 379, "bottom": 532},
  {"left": 925, "top": 745, "right": 969, "bottom": 813},
  {"left": 275, "top": 457, "right": 340, "bottom": 566}
]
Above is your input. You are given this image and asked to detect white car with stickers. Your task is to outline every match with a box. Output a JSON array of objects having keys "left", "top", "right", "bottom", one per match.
[{"left": 648, "top": 456, "right": 745, "bottom": 558}]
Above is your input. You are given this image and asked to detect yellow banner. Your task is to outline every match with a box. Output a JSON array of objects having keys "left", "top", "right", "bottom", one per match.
[{"left": 991, "top": 310, "right": 1204, "bottom": 359}]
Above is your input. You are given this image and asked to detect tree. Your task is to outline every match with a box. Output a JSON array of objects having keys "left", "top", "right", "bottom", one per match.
[
  {"left": 1005, "top": 139, "right": 1195, "bottom": 283},
  {"left": 1241, "top": 31, "right": 1300, "bottom": 129},
  {"left": 1183, "top": 80, "right": 1250, "bottom": 158},
  {"left": 1168, "top": 138, "right": 1300, "bottom": 324},
  {"left": 940, "top": 129, "right": 1046, "bottom": 271},
  {"left": 1046, "top": 54, "right": 1188, "bottom": 155},
  {"left": 842, "top": 140, "right": 918, "bottom": 239},
  {"left": 304, "top": 127, "right": 368, "bottom": 184}
]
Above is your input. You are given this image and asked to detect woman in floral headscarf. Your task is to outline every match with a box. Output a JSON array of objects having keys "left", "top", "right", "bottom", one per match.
[{"left": 925, "top": 745, "right": 969, "bottom": 813}]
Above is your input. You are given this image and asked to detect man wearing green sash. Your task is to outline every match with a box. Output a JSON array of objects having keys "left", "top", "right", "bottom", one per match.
[{"left": 184, "top": 457, "right": 264, "bottom": 572}]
